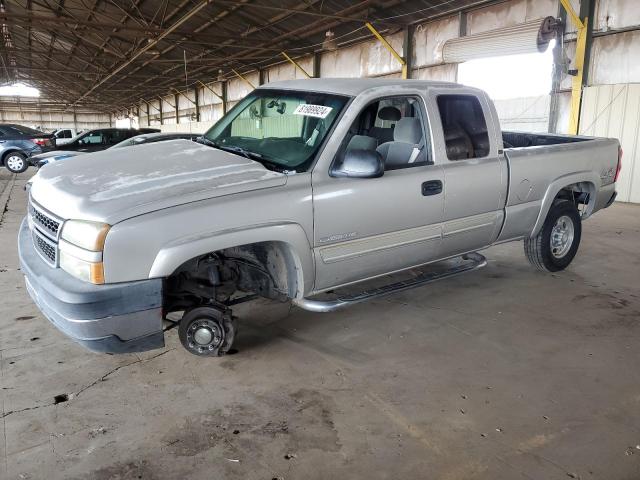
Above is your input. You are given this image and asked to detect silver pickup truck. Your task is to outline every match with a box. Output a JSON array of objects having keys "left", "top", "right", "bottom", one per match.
[{"left": 19, "top": 78, "right": 621, "bottom": 357}]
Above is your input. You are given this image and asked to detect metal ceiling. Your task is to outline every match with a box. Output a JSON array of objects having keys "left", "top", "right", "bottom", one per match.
[{"left": 0, "top": 0, "right": 497, "bottom": 112}]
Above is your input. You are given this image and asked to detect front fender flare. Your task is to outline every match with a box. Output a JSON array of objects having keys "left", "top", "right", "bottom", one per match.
[{"left": 148, "top": 222, "right": 315, "bottom": 297}]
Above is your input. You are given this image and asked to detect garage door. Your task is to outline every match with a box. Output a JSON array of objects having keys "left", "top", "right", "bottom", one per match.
[{"left": 442, "top": 17, "right": 558, "bottom": 63}]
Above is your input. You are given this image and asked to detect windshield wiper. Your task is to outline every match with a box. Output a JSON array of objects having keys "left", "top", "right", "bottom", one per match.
[{"left": 196, "top": 138, "right": 286, "bottom": 172}]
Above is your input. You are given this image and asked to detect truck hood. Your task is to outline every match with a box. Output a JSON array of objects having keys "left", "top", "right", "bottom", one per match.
[{"left": 29, "top": 140, "right": 287, "bottom": 224}]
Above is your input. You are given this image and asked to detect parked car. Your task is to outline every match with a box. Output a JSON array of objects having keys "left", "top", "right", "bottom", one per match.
[
  {"left": 43, "top": 127, "right": 159, "bottom": 155},
  {"left": 0, "top": 124, "right": 56, "bottom": 173},
  {"left": 20, "top": 79, "right": 621, "bottom": 357},
  {"left": 51, "top": 128, "right": 80, "bottom": 146},
  {"left": 31, "top": 132, "right": 202, "bottom": 167}
]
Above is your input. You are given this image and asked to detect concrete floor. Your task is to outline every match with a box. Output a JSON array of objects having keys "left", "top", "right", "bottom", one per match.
[{"left": 1, "top": 169, "right": 639, "bottom": 480}]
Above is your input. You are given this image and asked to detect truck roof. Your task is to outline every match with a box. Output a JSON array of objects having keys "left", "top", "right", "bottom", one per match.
[{"left": 259, "top": 78, "right": 466, "bottom": 97}]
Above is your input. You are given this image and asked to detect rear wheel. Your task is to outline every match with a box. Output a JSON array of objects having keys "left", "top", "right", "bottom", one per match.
[
  {"left": 178, "top": 306, "right": 237, "bottom": 357},
  {"left": 524, "top": 200, "right": 582, "bottom": 272},
  {"left": 4, "top": 152, "right": 28, "bottom": 173}
]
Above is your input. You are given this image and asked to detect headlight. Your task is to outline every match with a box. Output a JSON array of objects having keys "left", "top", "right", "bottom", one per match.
[
  {"left": 59, "top": 220, "right": 110, "bottom": 284},
  {"left": 61, "top": 220, "right": 110, "bottom": 251},
  {"left": 59, "top": 249, "right": 104, "bottom": 284}
]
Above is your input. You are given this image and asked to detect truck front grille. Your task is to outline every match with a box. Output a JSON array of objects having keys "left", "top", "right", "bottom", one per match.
[
  {"left": 28, "top": 198, "right": 62, "bottom": 267},
  {"left": 32, "top": 229, "right": 57, "bottom": 266},
  {"left": 29, "top": 202, "right": 61, "bottom": 239}
]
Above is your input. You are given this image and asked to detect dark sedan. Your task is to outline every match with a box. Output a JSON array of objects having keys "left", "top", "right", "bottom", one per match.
[
  {"left": 0, "top": 124, "right": 56, "bottom": 173},
  {"left": 47, "top": 127, "right": 160, "bottom": 154},
  {"left": 32, "top": 132, "right": 202, "bottom": 167}
]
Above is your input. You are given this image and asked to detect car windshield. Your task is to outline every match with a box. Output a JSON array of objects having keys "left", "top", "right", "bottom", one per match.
[{"left": 204, "top": 89, "right": 349, "bottom": 171}]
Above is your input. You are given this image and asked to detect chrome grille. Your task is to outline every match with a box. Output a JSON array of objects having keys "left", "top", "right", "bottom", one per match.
[
  {"left": 29, "top": 200, "right": 61, "bottom": 239},
  {"left": 28, "top": 198, "right": 62, "bottom": 267},
  {"left": 32, "top": 228, "right": 57, "bottom": 266}
]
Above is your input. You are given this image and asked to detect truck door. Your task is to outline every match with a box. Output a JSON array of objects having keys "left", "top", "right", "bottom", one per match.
[
  {"left": 430, "top": 91, "right": 507, "bottom": 257},
  {"left": 312, "top": 95, "right": 444, "bottom": 292}
]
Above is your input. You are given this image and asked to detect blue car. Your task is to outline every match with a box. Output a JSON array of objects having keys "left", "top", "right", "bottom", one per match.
[{"left": 0, "top": 124, "right": 56, "bottom": 173}]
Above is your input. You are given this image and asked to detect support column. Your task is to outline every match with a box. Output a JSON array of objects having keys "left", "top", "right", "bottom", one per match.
[{"left": 175, "top": 93, "right": 180, "bottom": 124}]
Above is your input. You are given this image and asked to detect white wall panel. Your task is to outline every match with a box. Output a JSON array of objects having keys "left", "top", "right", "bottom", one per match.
[
  {"left": 580, "top": 84, "right": 640, "bottom": 203},
  {"left": 493, "top": 95, "right": 551, "bottom": 132},
  {"left": 467, "top": 0, "right": 556, "bottom": 35},
  {"left": 590, "top": 31, "right": 640, "bottom": 85},
  {"left": 413, "top": 64, "right": 457, "bottom": 82},
  {"left": 595, "top": 0, "right": 640, "bottom": 30},
  {"left": 227, "top": 72, "right": 259, "bottom": 101},
  {"left": 321, "top": 32, "right": 405, "bottom": 78},
  {"left": 412, "top": 15, "right": 459, "bottom": 68},
  {"left": 265, "top": 56, "right": 314, "bottom": 82}
]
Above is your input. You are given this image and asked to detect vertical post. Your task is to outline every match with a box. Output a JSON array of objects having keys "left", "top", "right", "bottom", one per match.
[
  {"left": 221, "top": 81, "right": 227, "bottom": 115},
  {"left": 175, "top": 93, "right": 180, "bottom": 124},
  {"left": 548, "top": 6, "right": 567, "bottom": 133},
  {"left": 258, "top": 69, "right": 265, "bottom": 85},
  {"left": 403, "top": 25, "right": 414, "bottom": 80},
  {"left": 146, "top": 101, "right": 150, "bottom": 127},
  {"left": 458, "top": 10, "right": 467, "bottom": 37},
  {"left": 313, "top": 51, "right": 322, "bottom": 79},
  {"left": 194, "top": 86, "right": 200, "bottom": 122},
  {"left": 159, "top": 98, "right": 163, "bottom": 125},
  {"left": 579, "top": 0, "right": 595, "bottom": 88}
]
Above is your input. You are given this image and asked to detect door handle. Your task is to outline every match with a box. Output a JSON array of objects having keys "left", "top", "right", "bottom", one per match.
[{"left": 422, "top": 180, "right": 443, "bottom": 196}]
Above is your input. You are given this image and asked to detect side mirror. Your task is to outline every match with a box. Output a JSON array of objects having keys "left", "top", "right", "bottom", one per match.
[{"left": 330, "top": 149, "right": 384, "bottom": 179}]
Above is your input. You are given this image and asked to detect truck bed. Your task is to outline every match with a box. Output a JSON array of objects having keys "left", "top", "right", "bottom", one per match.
[{"left": 502, "top": 131, "right": 590, "bottom": 149}]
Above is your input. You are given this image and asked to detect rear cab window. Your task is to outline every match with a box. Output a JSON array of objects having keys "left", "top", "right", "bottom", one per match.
[{"left": 436, "top": 95, "right": 490, "bottom": 160}]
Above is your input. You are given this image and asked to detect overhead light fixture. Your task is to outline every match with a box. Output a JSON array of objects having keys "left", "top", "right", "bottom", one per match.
[
  {"left": 217, "top": 69, "right": 225, "bottom": 82},
  {"left": 322, "top": 30, "right": 338, "bottom": 52}
]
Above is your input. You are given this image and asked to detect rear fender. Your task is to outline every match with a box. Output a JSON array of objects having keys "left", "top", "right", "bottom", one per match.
[{"left": 530, "top": 172, "right": 599, "bottom": 237}]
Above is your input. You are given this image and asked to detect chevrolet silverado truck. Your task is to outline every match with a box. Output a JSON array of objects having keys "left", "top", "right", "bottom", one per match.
[{"left": 19, "top": 79, "right": 621, "bottom": 357}]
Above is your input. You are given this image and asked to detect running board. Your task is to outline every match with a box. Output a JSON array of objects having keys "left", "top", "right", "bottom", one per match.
[{"left": 293, "top": 253, "right": 487, "bottom": 313}]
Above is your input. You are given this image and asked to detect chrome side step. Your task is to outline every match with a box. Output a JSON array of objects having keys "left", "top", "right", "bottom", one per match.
[{"left": 293, "top": 253, "right": 487, "bottom": 313}]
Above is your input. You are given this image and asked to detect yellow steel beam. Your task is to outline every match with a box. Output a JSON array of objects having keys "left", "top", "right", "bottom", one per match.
[
  {"left": 232, "top": 68, "right": 256, "bottom": 89},
  {"left": 568, "top": 18, "right": 588, "bottom": 134},
  {"left": 365, "top": 22, "right": 407, "bottom": 79},
  {"left": 559, "top": 0, "right": 584, "bottom": 29},
  {"left": 171, "top": 87, "right": 197, "bottom": 106},
  {"left": 140, "top": 98, "right": 160, "bottom": 113},
  {"left": 560, "top": 0, "right": 588, "bottom": 134},
  {"left": 281, "top": 51, "right": 312, "bottom": 78},
  {"left": 196, "top": 80, "right": 224, "bottom": 102}
]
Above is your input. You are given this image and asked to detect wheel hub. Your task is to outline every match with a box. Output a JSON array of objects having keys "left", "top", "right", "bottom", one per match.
[
  {"left": 186, "top": 318, "right": 224, "bottom": 353},
  {"left": 550, "top": 215, "right": 574, "bottom": 259}
]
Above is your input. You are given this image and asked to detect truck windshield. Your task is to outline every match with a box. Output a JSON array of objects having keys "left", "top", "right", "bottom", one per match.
[{"left": 204, "top": 89, "right": 349, "bottom": 171}]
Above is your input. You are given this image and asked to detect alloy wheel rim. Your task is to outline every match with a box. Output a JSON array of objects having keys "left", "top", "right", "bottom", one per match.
[{"left": 550, "top": 215, "right": 574, "bottom": 258}]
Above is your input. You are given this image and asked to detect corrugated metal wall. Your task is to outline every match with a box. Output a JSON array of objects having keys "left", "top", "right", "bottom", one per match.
[
  {"left": 580, "top": 84, "right": 640, "bottom": 203},
  {"left": 0, "top": 102, "right": 111, "bottom": 130}
]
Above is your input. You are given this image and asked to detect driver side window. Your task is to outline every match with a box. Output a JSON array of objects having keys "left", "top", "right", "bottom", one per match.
[{"left": 337, "top": 95, "right": 431, "bottom": 171}]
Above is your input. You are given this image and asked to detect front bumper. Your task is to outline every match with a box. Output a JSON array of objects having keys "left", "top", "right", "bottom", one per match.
[{"left": 18, "top": 218, "right": 164, "bottom": 353}]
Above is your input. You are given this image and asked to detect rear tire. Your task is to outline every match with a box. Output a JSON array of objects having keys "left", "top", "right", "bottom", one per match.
[
  {"left": 524, "top": 200, "right": 581, "bottom": 272},
  {"left": 4, "top": 152, "right": 28, "bottom": 173}
]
